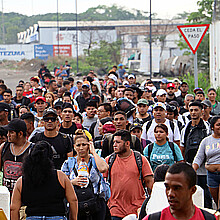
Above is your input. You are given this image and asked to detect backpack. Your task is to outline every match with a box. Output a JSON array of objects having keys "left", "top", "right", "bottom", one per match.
[
  {"left": 147, "top": 142, "right": 177, "bottom": 163},
  {"left": 145, "top": 120, "right": 174, "bottom": 137},
  {"left": 66, "top": 156, "right": 111, "bottom": 217},
  {"left": 184, "top": 121, "right": 208, "bottom": 164},
  {"left": 107, "top": 150, "right": 147, "bottom": 195},
  {"left": 116, "top": 98, "right": 136, "bottom": 118},
  {"left": 147, "top": 209, "right": 216, "bottom": 220}
]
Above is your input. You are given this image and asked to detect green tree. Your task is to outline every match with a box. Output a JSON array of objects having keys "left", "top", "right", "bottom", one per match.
[{"left": 84, "top": 40, "right": 121, "bottom": 69}]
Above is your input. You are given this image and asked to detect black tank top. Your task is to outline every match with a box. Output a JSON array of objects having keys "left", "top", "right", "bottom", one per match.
[
  {"left": 1, "top": 142, "right": 32, "bottom": 193},
  {"left": 21, "top": 170, "right": 66, "bottom": 217}
]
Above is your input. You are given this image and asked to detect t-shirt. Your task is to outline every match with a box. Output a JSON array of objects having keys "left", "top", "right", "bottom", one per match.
[
  {"left": 59, "top": 123, "right": 77, "bottom": 139},
  {"left": 141, "top": 119, "right": 180, "bottom": 143},
  {"left": 104, "top": 151, "right": 153, "bottom": 218},
  {"left": 134, "top": 115, "right": 152, "bottom": 126},
  {"left": 143, "top": 206, "right": 217, "bottom": 220},
  {"left": 30, "top": 132, "right": 73, "bottom": 169},
  {"left": 193, "top": 135, "right": 220, "bottom": 167},
  {"left": 143, "top": 142, "right": 183, "bottom": 171},
  {"left": 82, "top": 116, "right": 98, "bottom": 131}
]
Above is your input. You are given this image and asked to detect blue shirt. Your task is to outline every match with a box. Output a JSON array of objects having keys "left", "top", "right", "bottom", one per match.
[{"left": 143, "top": 141, "right": 183, "bottom": 171}]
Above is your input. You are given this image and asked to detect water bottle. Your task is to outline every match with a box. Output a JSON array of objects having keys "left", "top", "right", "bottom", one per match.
[{"left": 77, "top": 158, "right": 89, "bottom": 188}]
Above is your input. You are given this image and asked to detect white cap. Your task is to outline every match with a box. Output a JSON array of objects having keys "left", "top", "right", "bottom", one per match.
[
  {"left": 108, "top": 74, "right": 117, "bottom": 82},
  {"left": 156, "top": 89, "right": 167, "bottom": 96},
  {"left": 128, "top": 74, "right": 135, "bottom": 79}
]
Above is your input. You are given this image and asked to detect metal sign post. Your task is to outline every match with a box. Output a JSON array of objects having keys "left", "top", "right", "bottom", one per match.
[
  {"left": 194, "top": 52, "right": 198, "bottom": 88},
  {"left": 177, "top": 24, "right": 209, "bottom": 88}
]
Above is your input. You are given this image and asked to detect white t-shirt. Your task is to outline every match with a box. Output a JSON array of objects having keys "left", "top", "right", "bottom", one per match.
[{"left": 141, "top": 118, "right": 180, "bottom": 142}]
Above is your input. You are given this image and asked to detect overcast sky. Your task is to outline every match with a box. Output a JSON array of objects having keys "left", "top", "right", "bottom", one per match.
[{"left": 2, "top": 0, "right": 199, "bottom": 19}]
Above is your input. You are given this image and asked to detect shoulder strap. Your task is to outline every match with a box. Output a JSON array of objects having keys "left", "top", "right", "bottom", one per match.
[
  {"left": 169, "top": 120, "right": 175, "bottom": 134},
  {"left": 1, "top": 142, "right": 10, "bottom": 165},
  {"left": 107, "top": 153, "right": 117, "bottom": 185},
  {"left": 148, "top": 211, "right": 161, "bottom": 220},
  {"left": 105, "top": 134, "right": 113, "bottom": 155},
  {"left": 147, "top": 143, "right": 154, "bottom": 163},
  {"left": 145, "top": 120, "right": 153, "bottom": 135},
  {"left": 200, "top": 209, "right": 216, "bottom": 220},
  {"left": 133, "top": 151, "right": 147, "bottom": 194},
  {"left": 168, "top": 142, "right": 177, "bottom": 162},
  {"left": 131, "top": 134, "right": 136, "bottom": 146}
]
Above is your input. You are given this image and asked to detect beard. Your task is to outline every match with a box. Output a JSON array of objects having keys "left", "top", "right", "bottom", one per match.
[{"left": 168, "top": 92, "right": 174, "bottom": 96}]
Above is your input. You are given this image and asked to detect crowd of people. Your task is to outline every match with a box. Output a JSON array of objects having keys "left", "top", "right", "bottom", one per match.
[{"left": 0, "top": 61, "right": 220, "bottom": 219}]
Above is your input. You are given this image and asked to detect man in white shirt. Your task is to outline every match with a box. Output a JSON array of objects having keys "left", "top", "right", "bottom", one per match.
[{"left": 141, "top": 102, "right": 180, "bottom": 148}]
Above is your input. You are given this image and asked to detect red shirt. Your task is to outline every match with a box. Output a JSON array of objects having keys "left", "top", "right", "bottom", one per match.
[
  {"left": 143, "top": 206, "right": 217, "bottom": 220},
  {"left": 104, "top": 151, "right": 153, "bottom": 218}
]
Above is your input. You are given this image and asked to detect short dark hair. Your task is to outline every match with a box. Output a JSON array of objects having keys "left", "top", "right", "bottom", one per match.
[
  {"left": 114, "top": 111, "right": 127, "bottom": 120},
  {"left": 189, "top": 101, "right": 203, "bottom": 110},
  {"left": 210, "top": 115, "right": 220, "bottom": 130},
  {"left": 123, "top": 88, "right": 134, "bottom": 94},
  {"left": 3, "top": 89, "right": 12, "bottom": 95},
  {"left": 99, "top": 103, "right": 112, "bottom": 115},
  {"left": 21, "top": 112, "right": 35, "bottom": 123},
  {"left": 0, "top": 84, "right": 7, "bottom": 90},
  {"left": 146, "top": 80, "right": 154, "bottom": 85},
  {"left": 113, "top": 129, "right": 131, "bottom": 143},
  {"left": 167, "top": 162, "right": 196, "bottom": 189},
  {"left": 196, "top": 91, "right": 205, "bottom": 96},
  {"left": 35, "top": 88, "right": 43, "bottom": 94},
  {"left": 154, "top": 164, "right": 169, "bottom": 182},
  {"left": 16, "top": 85, "right": 24, "bottom": 89},
  {"left": 19, "top": 80, "right": 24, "bottom": 84},
  {"left": 49, "top": 80, "right": 56, "bottom": 86},
  {"left": 208, "top": 88, "right": 216, "bottom": 94},
  {"left": 86, "top": 100, "right": 97, "bottom": 108},
  {"left": 63, "top": 80, "right": 71, "bottom": 87},
  {"left": 63, "top": 91, "right": 72, "bottom": 98},
  {"left": 68, "top": 77, "right": 74, "bottom": 82},
  {"left": 108, "top": 86, "right": 116, "bottom": 94},
  {"left": 0, "top": 79, "right": 4, "bottom": 84}
]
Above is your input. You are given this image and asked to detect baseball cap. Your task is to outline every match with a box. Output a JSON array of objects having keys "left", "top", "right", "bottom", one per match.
[
  {"left": 103, "top": 122, "right": 116, "bottom": 134},
  {"left": 167, "top": 83, "right": 175, "bottom": 89},
  {"left": 129, "top": 123, "right": 142, "bottom": 132},
  {"left": 173, "top": 78, "right": 181, "bottom": 84},
  {"left": 30, "top": 76, "right": 39, "bottom": 83},
  {"left": 156, "top": 89, "right": 167, "bottom": 96},
  {"left": 118, "top": 63, "right": 123, "bottom": 67},
  {"left": 201, "top": 100, "right": 212, "bottom": 107},
  {"left": 0, "top": 103, "right": 11, "bottom": 112},
  {"left": 153, "top": 102, "right": 166, "bottom": 110},
  {"left": 3, "top": 118, "right": 27, "bottom": 133},
  {"left": 43, "top": 108, "right": 58, "bottom": 118},
  {"left": 35, "top": 96, "right": 46, "bottom": 103},
  {"left": 161, "top": 78, "right": 168, "bottom": 84},
  {"left": 54, "top": 101, "right": 63, "bottom": 109},
  {"left": 137, "top": 99, "right": 149, "bottom": 105},
  {"left": 82, "top": 81, "right": 90, "bottom": 88},
  {"left": 76, "top": 80, "right": 83, "bottom": 84},
  {"left": 193, "top": 87, "right": 203, "bottom": 94},
  {"left": 44, "top": 79, "right": 50, "bottom": 83},
  {"left": 128, "top": 74, "right": 135, "bottom": 79},
  {"left": 108, "top": 74, "right": 117, "bottom": 82}
]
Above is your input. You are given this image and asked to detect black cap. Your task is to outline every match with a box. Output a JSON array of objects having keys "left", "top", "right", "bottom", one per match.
[
  {"left": 54, "top": 101, "right": 63, "bottom": 109},
  {"left": 0, "top": 103, "right": 11, "bottom": 112},
  {"left": 62, "top": 102, "right": 74, "bottom": 112},
  {"left": 201, "top": 100, "right": 212, "bottom": 107},
  {"left": 3, "top": 118, "right": 27, "bottom": 133},
  {"left": 129, "top": 123, "right": 142, "bottom": 132},
  {"left": 43, "top": 108, "right": 58, "bottom": 118}
]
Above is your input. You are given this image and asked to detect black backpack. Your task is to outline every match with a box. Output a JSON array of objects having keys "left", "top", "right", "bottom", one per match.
[
  {"left": 72, "top": 162, "right": 100, "bottom": 217},
  {"left": 107, "top": 150, "right": 147, "bottom": 194},
  {"left": 147, "top": 209, "right": 216, "bottom": 220},
  {"left": 116, "top": 98, "right": 136, "bottom": 118},
  {"left": 184, "top": 121, "right": 208, "bottom": 163},
  {"left": 147, "top": 142, "right": 177, "bottom": 163}
]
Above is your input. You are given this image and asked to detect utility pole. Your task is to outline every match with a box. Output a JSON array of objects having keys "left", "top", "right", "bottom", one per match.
[
  {"left": 57, "top": 0, "right": 59, "bottom": 56},
  {"left": 75, "top": 0, "right": 79, "bottom": 73},
  {"left": 149, "top": 0, "right": 152, "bottom": 80},
  {"left": 2, "top": 0, "right": 5, "bottom": 44}
]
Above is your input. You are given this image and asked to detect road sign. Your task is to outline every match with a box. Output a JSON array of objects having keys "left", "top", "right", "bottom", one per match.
[{"left": 177, "top": 24, "right": 210, "bottom": 54}]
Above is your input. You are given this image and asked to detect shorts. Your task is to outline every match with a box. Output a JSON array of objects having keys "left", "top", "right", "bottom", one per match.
[
  {"left": 207, "top": 171, "right": 220, "bottom": 188},
  {"left": 26, "top": 216, "right": 67, "bottom": 220}
]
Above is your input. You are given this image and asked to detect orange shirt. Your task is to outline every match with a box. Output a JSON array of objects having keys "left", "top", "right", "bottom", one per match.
[{"left": 104, "top": 151, "right": 153, "bottom": 218}]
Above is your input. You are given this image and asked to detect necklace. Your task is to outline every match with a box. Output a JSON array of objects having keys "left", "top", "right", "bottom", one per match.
[{"left": 11, "top": 140, "right": 28, "bottom": 162}]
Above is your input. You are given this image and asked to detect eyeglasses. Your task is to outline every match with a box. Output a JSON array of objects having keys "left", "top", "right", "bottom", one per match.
[
  {"left": 166, "top": 105, "right": 177, "bottom": 111},
  {"left": 43, "top": 117, "right": 57, "bottom": 122},
  {"left": 97, "top": 110, "right": 106, "bottom": 113}
]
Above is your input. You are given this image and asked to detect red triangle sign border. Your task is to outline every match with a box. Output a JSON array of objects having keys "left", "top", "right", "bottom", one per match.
[{"left": 177, "top": 24, "right": 210, "bottom": 54}]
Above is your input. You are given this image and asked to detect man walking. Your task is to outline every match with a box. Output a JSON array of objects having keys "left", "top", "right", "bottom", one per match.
[{"left": 104, "top": 130, "right": 153, "bottom": 219}]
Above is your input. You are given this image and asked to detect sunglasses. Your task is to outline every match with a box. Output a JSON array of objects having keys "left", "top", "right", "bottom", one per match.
[
  {"left": 166, "top": 105, "right": 177, "bottom": 111},
  {"left": 43, "top": 117, "right": 57, "bottom": 122}
]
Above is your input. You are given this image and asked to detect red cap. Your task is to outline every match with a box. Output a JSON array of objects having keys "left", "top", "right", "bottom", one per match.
[
  {"left": 35, "top": 96, "right": 46, "bottom": 103},
  {"left": 167, "top": 83, "right": 175, "bottom": 89},
  {"left": 45, "top": 79, "right": 50, "bottom": 83}
]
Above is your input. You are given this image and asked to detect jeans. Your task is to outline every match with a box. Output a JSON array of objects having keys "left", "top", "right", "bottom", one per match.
[
  {"left": 111, "top": 217, "right": 123, "bottom": 220},
  {"left": 207, "top": 171, "right": 220, "bottom": 188},
  {"left": 26, "top": 217, "right": 67, "bottom": 220}
]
